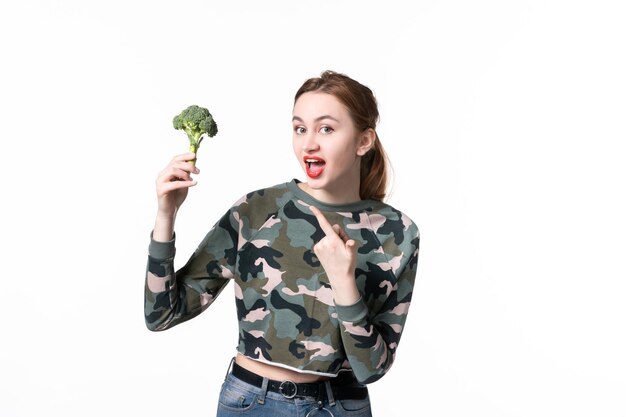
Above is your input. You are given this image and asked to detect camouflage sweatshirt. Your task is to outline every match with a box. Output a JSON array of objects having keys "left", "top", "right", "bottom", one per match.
[{"left": 145, "top": 179, "right": 419, "bottom": 384}]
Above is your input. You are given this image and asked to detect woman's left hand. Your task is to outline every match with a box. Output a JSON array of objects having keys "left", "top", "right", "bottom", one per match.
[{"left": 310, "top": 206, "right": 361, "bottom": 305}]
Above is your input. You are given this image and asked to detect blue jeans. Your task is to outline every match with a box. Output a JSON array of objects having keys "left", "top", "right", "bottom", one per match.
[{"left": 216, "top": 365, "right": 372, "bottom": 416}]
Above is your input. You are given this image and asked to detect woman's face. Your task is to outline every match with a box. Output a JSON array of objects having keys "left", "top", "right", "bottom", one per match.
[{"left": 292, "top": 92, "right": 371, "bottom": 204}]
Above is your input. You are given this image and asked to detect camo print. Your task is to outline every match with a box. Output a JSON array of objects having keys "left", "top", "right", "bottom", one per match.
[{"left": 145, "top": 179, "right": 419, "bottom": 384}]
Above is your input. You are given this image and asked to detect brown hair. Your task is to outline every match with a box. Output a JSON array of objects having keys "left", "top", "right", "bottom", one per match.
[{"left": 294, "top": 70, "right": 391, "bottom": 202}]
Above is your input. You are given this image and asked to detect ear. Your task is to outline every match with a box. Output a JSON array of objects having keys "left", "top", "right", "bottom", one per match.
[{"left": 356, "top": 128, "right": 376, "bottom": 156}]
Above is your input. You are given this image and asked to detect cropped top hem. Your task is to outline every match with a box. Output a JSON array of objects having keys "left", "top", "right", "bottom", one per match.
[{"left": 237, "top": 352, "right": 347, "bottom": 378}]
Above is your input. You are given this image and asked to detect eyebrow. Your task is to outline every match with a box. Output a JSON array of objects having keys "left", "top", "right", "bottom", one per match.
[{"left": 292, "top": 115, "right": 340, "bottom": 123}]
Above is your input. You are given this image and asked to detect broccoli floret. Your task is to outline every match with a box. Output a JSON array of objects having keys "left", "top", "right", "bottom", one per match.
[{"left": 172, "top": 105, "right": 218, "bottom": 165}]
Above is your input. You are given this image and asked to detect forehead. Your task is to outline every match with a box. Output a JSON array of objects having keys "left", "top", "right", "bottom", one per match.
[{"left": 293, "top": 92, "right": 349, "bottom": 120}]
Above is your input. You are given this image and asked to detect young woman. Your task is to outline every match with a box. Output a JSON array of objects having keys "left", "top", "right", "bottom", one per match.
[{"left": 145, "top": 70, "right": 420, "bottom": 416}]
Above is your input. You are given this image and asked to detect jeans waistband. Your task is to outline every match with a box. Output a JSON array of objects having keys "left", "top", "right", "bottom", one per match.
[{"left": 229, "top": 359, "right": 368, "bottom": 401}]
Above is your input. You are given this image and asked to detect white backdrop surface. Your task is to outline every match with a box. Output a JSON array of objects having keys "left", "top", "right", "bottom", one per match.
[{"left": 1, "top": 1, "right": 624, "bottom": 416}]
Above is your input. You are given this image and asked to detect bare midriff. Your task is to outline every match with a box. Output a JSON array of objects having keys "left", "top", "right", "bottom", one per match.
[{"left": 235, "top": 353, "right": 331, "bottom": 383}]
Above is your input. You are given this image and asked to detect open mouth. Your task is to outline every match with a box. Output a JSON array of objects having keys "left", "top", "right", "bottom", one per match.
[{"left": 304, "top": 156, "right": 326, "bottom": 178}]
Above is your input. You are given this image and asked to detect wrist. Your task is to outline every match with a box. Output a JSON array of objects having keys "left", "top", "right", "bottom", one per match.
[
  {"left": 153, "top": 211, "right": 177, "bottom": 242},
  {"left": 156, "top": 207, "right": 177, "bottom": 222},
  {"left": 330, "top": 276, "right": 361, "bottom": 306}
]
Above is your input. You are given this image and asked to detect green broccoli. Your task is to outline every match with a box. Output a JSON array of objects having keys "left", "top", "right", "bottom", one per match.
[{"left": 172, "top": 105, "right": 218, "bottom": 165}]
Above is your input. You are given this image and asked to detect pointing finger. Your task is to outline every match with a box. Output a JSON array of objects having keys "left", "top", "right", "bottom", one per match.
[
  {"left": 310, "top": 206, "right": 337, "bottom": 237},
  {"left": 332, "top": 224, "right": 350, "bottom": 243}
]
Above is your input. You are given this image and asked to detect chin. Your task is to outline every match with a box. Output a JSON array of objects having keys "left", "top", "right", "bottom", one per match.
[{"left": 303, "top": 175, "right": 327, "bottom": 188}]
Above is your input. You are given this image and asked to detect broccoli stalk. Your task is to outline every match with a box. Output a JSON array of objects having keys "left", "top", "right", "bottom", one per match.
[{"left": 172, "top": 105, "right": 218, "bottom": 165}]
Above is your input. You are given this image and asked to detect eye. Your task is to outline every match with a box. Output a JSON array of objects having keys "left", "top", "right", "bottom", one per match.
[
  {"left": 319, "top": 126, "right": 334, "bottom": 134},
  {"left": 294, "top": 126, "right": 306, "bottom": 134}
]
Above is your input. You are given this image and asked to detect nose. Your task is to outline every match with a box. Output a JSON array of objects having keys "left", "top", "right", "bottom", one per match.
[{"left": 302, "top": 132, "right": 320, "bottom": 152}]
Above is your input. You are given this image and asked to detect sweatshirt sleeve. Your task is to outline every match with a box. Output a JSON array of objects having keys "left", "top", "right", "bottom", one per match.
[
  {"left": 335, "top": 223, "right": 420, "bottom": 384},
  {"left": 144, "top": 205, "right": 240, "bottom": 331}
]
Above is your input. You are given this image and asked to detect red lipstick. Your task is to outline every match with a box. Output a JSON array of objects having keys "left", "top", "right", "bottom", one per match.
[{"left": 303, "top": 156, "right": 326, "bottom": 178}]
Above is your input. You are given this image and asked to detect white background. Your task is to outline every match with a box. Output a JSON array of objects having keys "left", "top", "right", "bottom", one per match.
[{"left": 1, "top": 1, "right": 625, "bottom": 416}]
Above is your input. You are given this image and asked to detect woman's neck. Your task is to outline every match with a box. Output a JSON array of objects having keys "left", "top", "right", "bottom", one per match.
[{"left": 297, "top": 182, "right": 361, "bottom": 205}]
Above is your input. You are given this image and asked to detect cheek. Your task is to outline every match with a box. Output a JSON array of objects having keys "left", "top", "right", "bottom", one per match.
[{"left": 337, "top": 141, "right": 360, "bottom": 161}]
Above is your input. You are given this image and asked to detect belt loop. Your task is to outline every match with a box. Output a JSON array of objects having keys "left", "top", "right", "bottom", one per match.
[
  {"left": 324, "top": 380, "right": 335, "bottom": 406},
  {"left": 257, "top": 377, "right": 269, "bottom": 405},
  {"left": 223, "top": 357, "right": 235, "bottom": 381}
]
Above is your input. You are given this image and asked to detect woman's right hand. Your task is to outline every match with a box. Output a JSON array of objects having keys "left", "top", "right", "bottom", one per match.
[{"left": 156, "top": 152, "right": 200, "bottom": 218}]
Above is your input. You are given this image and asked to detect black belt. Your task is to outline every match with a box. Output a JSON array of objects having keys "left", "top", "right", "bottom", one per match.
[{"left": 230, "top": 361, "right": 368, "bottom": 401}]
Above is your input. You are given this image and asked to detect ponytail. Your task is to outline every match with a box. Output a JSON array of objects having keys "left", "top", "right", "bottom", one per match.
[{"left": 360, "top": 133, "right": 390, "bottom": 201}]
